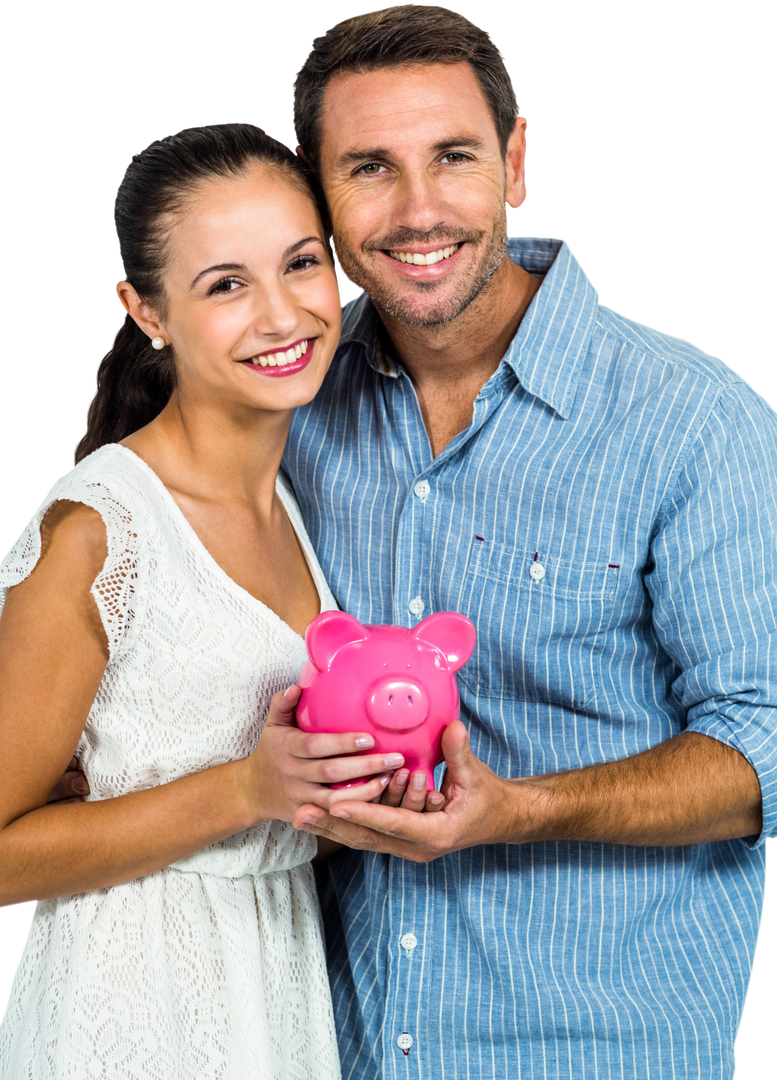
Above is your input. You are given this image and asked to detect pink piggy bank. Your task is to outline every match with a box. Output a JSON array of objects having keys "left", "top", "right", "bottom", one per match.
[{"left": 296, "top": 610, "right": 476, "bottom": 791}]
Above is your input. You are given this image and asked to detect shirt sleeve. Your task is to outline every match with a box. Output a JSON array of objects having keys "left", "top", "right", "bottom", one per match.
[{"left": 646, "top": 381, "right": 777, "bottom": 846}]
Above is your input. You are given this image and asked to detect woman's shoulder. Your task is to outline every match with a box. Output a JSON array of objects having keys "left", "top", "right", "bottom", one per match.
[
  {"left": 47, "top": 440, "right": 172, "bottom": 520},
  {"left": 0, "top": 444, "right": 158, "bottom": 657},
  {"left": 0, "top": 438, "right": 168, "bottom": 591},
  {"left": 2, "top": 446, "right": 140, "bottom": 570}
]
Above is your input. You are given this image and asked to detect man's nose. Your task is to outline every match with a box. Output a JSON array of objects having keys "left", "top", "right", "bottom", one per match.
[{"left": 390, "top": 170, "right": 446, "bottom": 235}]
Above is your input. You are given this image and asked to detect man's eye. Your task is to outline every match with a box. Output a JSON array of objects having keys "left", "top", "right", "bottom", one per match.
[
  {"left": 441, "top": 153, "right": 468, "bottom": 164},
  {"left": 356, "top": 162, "right": 387, "bottom": 176}
]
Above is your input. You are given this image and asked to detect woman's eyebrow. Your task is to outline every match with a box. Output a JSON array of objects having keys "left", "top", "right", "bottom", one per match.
[
  {"left": 189, "top": 262, "right": 246, "bottom": 289},
  {"left": 189, "top": 239, "right": 323, "bottom": 290}
]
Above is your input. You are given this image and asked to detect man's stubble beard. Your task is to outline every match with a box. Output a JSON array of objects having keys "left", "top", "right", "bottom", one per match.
[{"left": 333, "top": 216, "right": 509, "bottom": 328}]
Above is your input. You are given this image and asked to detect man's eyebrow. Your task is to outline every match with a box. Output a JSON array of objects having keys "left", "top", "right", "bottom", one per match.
[
  {"left": 339, "top": 135, "right": 487, "bottom": 168},
  {"left": 189, "top": 240, "right": 323, "bottom": 290}
]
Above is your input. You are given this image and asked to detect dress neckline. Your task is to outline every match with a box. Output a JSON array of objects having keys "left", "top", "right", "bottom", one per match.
[{"left": 109, "top": 443, "right": 323, "bottom": 643}]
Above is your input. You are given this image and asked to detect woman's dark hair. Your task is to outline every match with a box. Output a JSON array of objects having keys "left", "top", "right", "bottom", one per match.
[
  {"left": 76, "top": 123, "right": 325, "bottom": 463},
  {"left": 294, "top": 5, "right": 519, "bottom": 179}
]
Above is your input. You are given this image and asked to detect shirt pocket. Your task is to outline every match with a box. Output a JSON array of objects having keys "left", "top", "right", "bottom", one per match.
[{"left": 459, "top": 540, "right": 619, "bottom": 708}]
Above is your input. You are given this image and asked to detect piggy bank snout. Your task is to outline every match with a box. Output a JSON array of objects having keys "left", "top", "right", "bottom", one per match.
[{"left": 366, "top": 678, "right": 430, "bottom": 732}]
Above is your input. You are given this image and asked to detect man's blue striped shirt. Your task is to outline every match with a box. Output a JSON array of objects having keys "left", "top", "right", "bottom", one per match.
[{"left": 283, "top": 238, "right": 777, "bottom": 1079}]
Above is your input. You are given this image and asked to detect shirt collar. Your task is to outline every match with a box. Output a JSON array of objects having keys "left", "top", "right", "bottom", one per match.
[{"left": 338, "top": 238, "right": 599, "bottom": 418}]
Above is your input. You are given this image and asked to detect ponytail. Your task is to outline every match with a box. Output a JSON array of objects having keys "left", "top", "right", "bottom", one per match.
[{"left": 75, "top": 315, "right": 174, "bottom": 463}]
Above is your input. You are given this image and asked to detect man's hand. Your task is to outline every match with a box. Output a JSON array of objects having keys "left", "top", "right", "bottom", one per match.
[
  {"left": 292, "top": 725, "right": 763, "bottom": 861},
  {"left": 46, "top": 756, "right": 89, "bottom": 804},
  {"left": 293, "top": 720, "right": 520, "bottom": 862}
]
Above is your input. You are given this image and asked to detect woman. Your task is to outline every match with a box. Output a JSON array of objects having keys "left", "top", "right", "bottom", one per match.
[{"left": 0, "top": 123, "right": 409, "bottom": 1079}]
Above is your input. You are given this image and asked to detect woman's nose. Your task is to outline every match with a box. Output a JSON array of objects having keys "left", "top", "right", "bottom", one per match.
[{"left": 250, "top": 279, "right": 299, "bottom": 339}]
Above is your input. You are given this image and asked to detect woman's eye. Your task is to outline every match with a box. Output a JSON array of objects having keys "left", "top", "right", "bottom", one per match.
[
  {"left": 287, "top": 255, "right": 320, "bottom": 273},
  {"left": 207, "top": 277, "right": 243, "bottom": 296}
]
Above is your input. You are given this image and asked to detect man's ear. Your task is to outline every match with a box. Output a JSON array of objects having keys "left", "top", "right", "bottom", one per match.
[
  {"left": 505, "top": 117, "right": 527, "bottom": 210},
  {"left": 296, "top": 145, "right": 308, "bottom": 162},
  {"left": 116, "top": 282, "right": 167, "bottom": 344}
]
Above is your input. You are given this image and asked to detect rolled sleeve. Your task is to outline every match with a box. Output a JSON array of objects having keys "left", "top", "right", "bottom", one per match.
[{"left": 646, "top": 382, "right": 777, "bottom": 845}]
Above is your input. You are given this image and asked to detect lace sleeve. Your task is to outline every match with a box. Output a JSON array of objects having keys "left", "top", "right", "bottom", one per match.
[{"left": 0, "top": 470, "right": 141, "bottom": 660}]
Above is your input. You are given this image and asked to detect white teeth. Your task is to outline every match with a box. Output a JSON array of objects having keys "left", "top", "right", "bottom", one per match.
[
  {"left": 251, "top": 341, "right": 309, "bottom": 368},
  {"left": 389, "top": 244, "right": 459, "bottom": 266}
]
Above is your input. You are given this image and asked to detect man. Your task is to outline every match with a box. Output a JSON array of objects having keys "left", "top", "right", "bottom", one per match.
[{"left": 51, "top": 5, "right": 776, "bottom": 1077}]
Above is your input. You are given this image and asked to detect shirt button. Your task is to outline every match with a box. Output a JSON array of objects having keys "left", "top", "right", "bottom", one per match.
[
  {"left": 400, "top": 932, "right": 418, "bottom": 954},
  {"left": 408, "top": 597, "right": 425, "bottom": 617},
  {"left": 529, "top": 561, "right": 546, "bottom": 582},
  {"left": 413, "top": 480, "right": 431, "bottom": 501},
  {"left": 397, "top": 1033, "right": 414, "bottom": 1051}
]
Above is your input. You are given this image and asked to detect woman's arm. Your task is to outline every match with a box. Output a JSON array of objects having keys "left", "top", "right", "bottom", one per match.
[
  {"left": 0, "top": 500, "right": 255, "bottom": 903},
  {"left": 0, "top": 502, "right": 399, "bottom": 906}
]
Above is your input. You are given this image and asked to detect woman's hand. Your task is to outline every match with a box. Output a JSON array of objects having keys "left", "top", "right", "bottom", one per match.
[
  {"left": 381, "top": 767, "right": 446, "bottom": 813},
  {"left": 239, "top": 685, "right": 406, "bottom": 824}
]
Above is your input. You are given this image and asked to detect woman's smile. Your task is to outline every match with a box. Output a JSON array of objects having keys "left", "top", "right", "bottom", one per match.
[{"left": 239, "top": 336, "right": 315, "bottom": 376}]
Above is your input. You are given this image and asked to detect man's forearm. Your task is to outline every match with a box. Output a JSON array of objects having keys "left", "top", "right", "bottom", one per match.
[{"left": 512, "top": 731, "right": 763, "bottom": 847}]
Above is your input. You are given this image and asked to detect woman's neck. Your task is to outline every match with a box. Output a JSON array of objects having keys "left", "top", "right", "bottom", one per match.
[{"left": 121, "top": 390, "right": 292, "bottom": 518}]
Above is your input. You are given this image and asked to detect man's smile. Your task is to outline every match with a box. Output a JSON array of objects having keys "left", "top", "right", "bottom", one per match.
[
  {"left": 374, "top": 241, "right": 468, "bottom": 284},
  {"left": 386, "top": 242, "right": 462, "bottom": 266}
]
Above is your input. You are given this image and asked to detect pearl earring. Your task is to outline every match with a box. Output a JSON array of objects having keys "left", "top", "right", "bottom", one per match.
[{"left": 151, "top": 336, "right": 166, "bottom": 351}]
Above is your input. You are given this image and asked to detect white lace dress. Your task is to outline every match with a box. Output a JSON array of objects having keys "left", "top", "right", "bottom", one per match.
[{"left": 0, "top": 444, "right": 341, "bottom": 1080}]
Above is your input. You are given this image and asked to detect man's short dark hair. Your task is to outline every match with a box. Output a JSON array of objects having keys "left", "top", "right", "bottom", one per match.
[{"left": 294, "top": 5, "right": 519, "bottom": 177}]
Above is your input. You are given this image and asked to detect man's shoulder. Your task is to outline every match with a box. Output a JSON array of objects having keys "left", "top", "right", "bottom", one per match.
[
  {"left": 314, "top": 291, "right": 381, "bottom": 387},
  {"left": 595, "top": 304, "right": 742, "bottom": 393}
]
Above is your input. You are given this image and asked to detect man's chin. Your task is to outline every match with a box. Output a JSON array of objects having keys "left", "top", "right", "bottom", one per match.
[
  {"left": 368, "top": 268, "right": 503, "bottom": 327},
  {"left": 371, "top": 294, "right": 470, "bottom": 327}
]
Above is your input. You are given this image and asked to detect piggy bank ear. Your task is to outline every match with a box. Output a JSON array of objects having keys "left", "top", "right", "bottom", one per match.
[
  {"left": 305, "top": 610, "right": 368, "bottom": 671},
  {"left": 411, "top": 612, "right": 476, "bottom": 672}
]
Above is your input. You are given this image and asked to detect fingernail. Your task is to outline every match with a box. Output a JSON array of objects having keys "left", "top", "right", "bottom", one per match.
[
  {"left": 380, "top": 772, "right": 391, "bottom": 787},
  {"left": 74, "top": 777, "right": 89, "bottom": 794},
  {"left": 332, "top": 808, "right": 350, "bottom": 819},
  {"left": 384, "top": 753, "right": 404, "bottom": 768},
  {"left": 412, "top": 771, "right": 427, "bottom": 791},
  {"left": 283, "top": 685, "right": 295, "bottom": 698},
  {"left": 300, "top": 817, "right": 316, "bottom": 826},
  {"left": 429, "top": 792, "right": 444, "bottom": 804},
  {"left": 395, "top": 769, "right": 409, "bottom": 788},
  {"left": 355, "top": 736, "right": 375, "bottom": 749}
]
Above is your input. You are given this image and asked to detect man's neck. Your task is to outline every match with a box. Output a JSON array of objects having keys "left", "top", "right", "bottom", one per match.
[{"left": 376, "top": 256, "right": 541, "bottom": 458}]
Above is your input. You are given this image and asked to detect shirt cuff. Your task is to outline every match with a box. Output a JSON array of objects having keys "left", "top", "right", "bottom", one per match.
[{"left": 686, "top": 710, "right": 777, "bottom": 850}]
